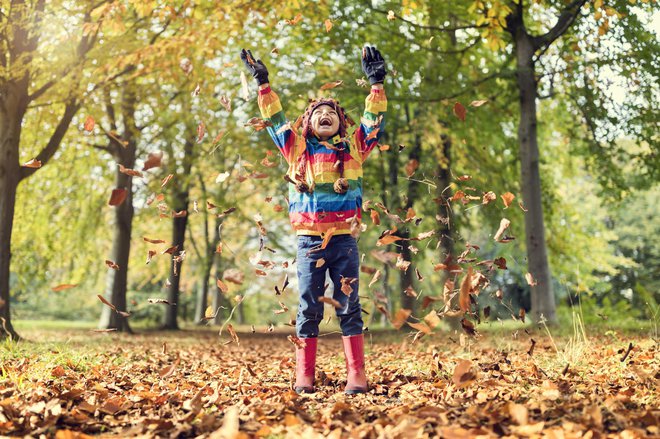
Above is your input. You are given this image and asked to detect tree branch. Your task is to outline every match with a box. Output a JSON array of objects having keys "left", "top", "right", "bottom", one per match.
[
  {"left": 532, "top": 0, "right": 588, "bottom": 50},
  {"left": 364, "top": 2, "right": 487, "bottom": 32},
  {"left": 19, "top": 100, "right": 80, "bottom": 181}
]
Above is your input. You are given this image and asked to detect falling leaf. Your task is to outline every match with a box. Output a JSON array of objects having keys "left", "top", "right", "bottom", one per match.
[
  {"left": 453, "top": 102, "right": 466, "bottom": 121},
  {"left": 143, "top": 237, "right": 165, "bottom": 244},
  {"left": 161, "top": 174, "right": 174, "bottom": 188},
  {"left": 216, "top": 278, "right": 228, "bottom": 293},
  {"left": 319, "top": 297, "right": 342, "bottom": 308},
  {"left": 320, "top": 80, "right": 343, "bottom": 90},
  {"left": 469, "top": 99, "right": 489, "bottom": 107},
  {"left": 405, "top": 159, "right": 419, "bottom": 177},
  {"left": 324, "top": 18, "right": 333, "bottom": 32},
  {"left": 52, "top": 284, "right": 78, "bottom": 292},
  {"left": 191, "top": 83, "right": 201, "bottom": 97},
  {"left": 146, "top": 250, "right": 156, "bottom": 264},
  {"left": 204, "top": 306, "right": 217, "bottom": 320},
  {"left": 219, "top": 95, "right": 232, "bottom": 112},
  {"left": 387, "top": 10, "right": 396, "bottom": 21},
  {"left": 148, "top": 298, "right": 175, "bottom": 305},
  {"left": 378, "top": 144, "right": 390, "bottom": 151},
  {"left": 226, "top": 324, "right": 240, "bottom": 344},
  {"left": 143, "top": 151, "right": 163, "bottom": 171},
  {"left": 519, "top": 201, "right": 528, "bottom": 212},
  {"left": 179, "top": 58, "right": 193, "bottom": 75},
  {"left": 22, "top": 158, "right": 42, "bottom": 168},
  {"left": 460, "top": 318, "right": 477, "bottom": 336},
  {"left": 108, "top": 188, "right": 127, "bottom": 206},
  {"left": 459, "top": 266, "right": 473, "bottom": 313},
  {"left": 493, "top": 218, "right": 511, "bottom": 241},
  {"left": 320, "top": 227, "right": 337, "bottom": 249},
  {"left": 340, "top": 277, "right": 357, "bottom": 296},
  {"left": 172, "top": 210, "right": 187, "bottom": 218},
  {"left": 83, "top": 115, "right": 95, "bottom": 132},
  {"left": 424, "top": 310, "right": 441, "bottom": 329},
  {"left": 457, "top": 175, "right": 472, "bottom": 181},
  {"left": 315, "top": 258, "right": 326, "bottom": 268},
  {"left": 520, "top": 308, "right": 527, "bottom": 323},
  {"left": 482, "top": 191, "right": 496, "bottom": 205},
  {"left": 404, "top": 286, "right": 417, "bottom": 298},
  {"left": 240, "top": 71, "right": 250, "bottom": 101},
  {"left": 368, "top": 270, "right": 381, "bottom": 288},
  {"left": 370, "top": 209, "right": 381, "bottom": 225},
  {"left": 196, "top": 121, "right": 206, "bottom": 143},
  {"left": 407, "top": 321, "right": 432, "bottom": 334},
  {"left": 285, "top": 13, "right": 303, "bottom": 25},
  {"left": 525, "top": 273, "right": 537, "bottom": 286},
  {"left": 159, "top": 356, "right": 180, "bottom": 378},
  {"left": 105, "top": 260, "right": 119, "bottom": 270},
  {"left": 494, "top": 257, "right": 507, "bottom": 269},
  {"left": 395, "top": 255, "right": 411, "bottom": 272},
  {"left": 391, "top": 309, "right": 411, "bottom": 329},
  {"left": 119, "top": 164, "right": 143, "bottom": 177},
  {"left": 244, "top": 117, "right": 273, "bottom": 131},
  {"left": 501, "top": 192, "right": 515, "bottom": 208}
]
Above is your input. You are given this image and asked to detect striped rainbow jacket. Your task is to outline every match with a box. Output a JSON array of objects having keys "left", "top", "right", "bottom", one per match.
[{"left": 257, "top": 86, "right": 387, "bottom": 236}]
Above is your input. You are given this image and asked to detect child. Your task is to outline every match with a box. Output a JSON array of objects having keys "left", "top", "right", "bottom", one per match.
[{"left": 240, "top": 46, "right": 387, "bottom": 394}]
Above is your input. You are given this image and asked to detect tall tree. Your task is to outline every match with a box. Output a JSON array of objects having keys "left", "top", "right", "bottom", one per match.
[{"left": 0, "top": 1, "right": 101, "bottom": 339}]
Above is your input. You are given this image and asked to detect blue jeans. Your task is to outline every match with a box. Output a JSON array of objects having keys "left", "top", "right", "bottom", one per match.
[{"left": 296, "top": 234, "right": 363, "bottom": 338}]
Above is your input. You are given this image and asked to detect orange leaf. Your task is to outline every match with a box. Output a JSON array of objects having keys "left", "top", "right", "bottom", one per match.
[
  {"left": 407, "top": 321, "right": 432, "bottom": 334},
  {"left": 161, "top": 174, "right": 174, "bottom": 187},
  {"left": 52, "top": 284, "right": 78, "bottom": 292},
  {"left": 377, "top": 234, "right": 402, "bottom": 247},
  {"left": 83, "top": 115, "right": 95, "bottom": 132},
  {"left": 319, "top": 296, "right": 341, "bottom": 308},
  {"left": 459, "top": 266, "right": 473, "bottom": 313},
  {"left": 370, "top": 209, "right": 380, "bottom": 225},
  {"left": 324, "top": 18, "right": 333, "bottom": 32},
  {"left": 196, "top": 121, "right": 206, "bottom": 143},
  {"left": 452, "top": 359, "right": 477, "bottom": 388},
  {"left": 391, "top": 308, "right": 411, "bottom": 329},
  {"left": 143, "top": 151, "right": 163, "bottom": 171},
  {"left": 482, "top": 191, "right": 496, "bottom": 205},
  {"left": 320, "top": 227, "right": 337, "bottom": 249},
  {"left": 143, "top": 237, "right": 165, "bottom": 244},
  {"left": 22, "top": 158, "right": 42, "bottom": 168},
  {"left": 501, "top": 192, "right": 515, "bottom": 208},
  {"left": 216, "top": 278, "right": 228, "bottom": 293},
  {"left": 525, "top": 272, "right": 537, "bottom": 286},
  {"left": 320, "top": 80, "right": 343, "bottom": 90}
]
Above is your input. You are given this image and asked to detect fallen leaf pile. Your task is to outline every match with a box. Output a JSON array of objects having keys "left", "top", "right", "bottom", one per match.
[{"left": 0, "top": 328, "right": 656, "bottom": 437}]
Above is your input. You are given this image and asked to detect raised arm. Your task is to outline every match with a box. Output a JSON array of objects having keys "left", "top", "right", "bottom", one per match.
[
  {"left": 240, "top": 49, "right": 296, "bottom": 163},
  {"left": 353, "top": 46, "right": 388, "bottom": 163}
]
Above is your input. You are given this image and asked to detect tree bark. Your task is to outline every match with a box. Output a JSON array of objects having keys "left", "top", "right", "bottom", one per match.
[
  {"left": 162, "top": 137, "right": 194, "bottom": 330},
  {"left": 510, "top": 14, "right": 557, "bottom": 323},
  {"left": 0, "top": 108, "right": 21, "bottom": 340},
  {"left": 98, "top": 86, "right": 138, "bottom": 332}
]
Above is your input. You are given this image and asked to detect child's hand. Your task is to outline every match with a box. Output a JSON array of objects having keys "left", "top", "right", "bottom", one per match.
[
  {"left": 361, "top": 46, "right": 387, "bottom": 85},
  {"left": 240, "top": 49, "right": 269, "bottom": 85}
]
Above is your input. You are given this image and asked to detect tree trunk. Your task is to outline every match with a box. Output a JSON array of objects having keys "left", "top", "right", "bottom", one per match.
[
  {"left": 0, "top": 111, "right": 21, "bottom": 340},
  {"left": 99, "top": 151, "right": 135, "bottom": 332},
  {"left": 99, "top": 87, "right": 138, "bottom": 332},
  {"left": 194, "top": 260, "right": 212, "bottom": 323},
  {"left": 514, "top": 28, "right": 556, "bottom": 323},
  {"left": 163, "top": 205, "right": 189, "bottom": 330},
  {"left": 212, "top": 218, "right": 230, "bottom": 325}
]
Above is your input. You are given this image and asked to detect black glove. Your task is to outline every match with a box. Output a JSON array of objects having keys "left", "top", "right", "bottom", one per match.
[
  {"left": 361, "top": 46, "right": 387, "bottom": 85},
  {"left": 240, "top": 48, "right": 269, "bottom": 85}
]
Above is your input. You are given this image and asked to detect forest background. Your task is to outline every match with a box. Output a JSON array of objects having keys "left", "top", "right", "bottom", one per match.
[{"left": 1, "top": 0, "right": 658, "bottom": 340}]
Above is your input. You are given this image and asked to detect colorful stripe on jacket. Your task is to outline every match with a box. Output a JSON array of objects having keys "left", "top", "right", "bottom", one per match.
[{"left": 257, "top": 86, "right": 387, "bottom": 236}]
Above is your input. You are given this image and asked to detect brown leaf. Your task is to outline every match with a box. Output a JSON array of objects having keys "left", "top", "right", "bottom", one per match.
[
  {"left": 159, "top": 356, "right": 180, "bottom": 378},
  {"left": 452, "top": 359, "right": 477, "bottom": 388},
  {"left": 368, "top": 269, "right": 381, "bottom": 288},
  {"left": 340, "top": 276, "right": 357, "bottom": 296},
  {"left": 324, "top": 18, "right": 333, "bottom": 32},
  {"left": 143, "top": 151, "right": 163, "bottom": 171},
  {"left": 119, "top": 164, "right": 143, "bottom": 177},
  {"left": 219, "top": 95, "right": 231, "bottom": 112},
  {"left": 460, "top": 318, "right": 477, "bottom": 336},
  {"left": 370, "top": 209, "right": 380, "bottom": 225},
  {"left": 146, "top": 250, "right": 157, "bottom": 264},
  {"left": 456, "top": 175, "right": 472, "bottom": 181},
  {"left": 391, "top": 308, "right": 411, "bottom": 329},
  {"left": 453, "top": 102, "right": 466, "bottom": 121},
  {"left": 424, "top": 310, "right": 441, "bottom": 328},
  {"left": 196, "top": 121, "right": 206, "bottom": 143},
  {"left": 143, "top": 236, "right": 165, "bottom": 244},
  {"left": 469, "top": 99, "right": 489, "bottom": 107},
  {"left": 494, "top": 257, "right": 507, "bottom": 269},
  {"left": 105, "top": 260, "right": 120, "bottom": 270},
  {"left": 108, "top": 188, "right": 127, "bottom": 206},
  {"left": 148, "top": 298, "right": 175, "bottom": 305},
  {"left": 320, "top": 80, "right": 343, "bottom": 90},
  {"left": 320, "top": 227, "right": 337, "bottom": 250},
  {"left": 405, "top": 159, "right": 419, "bottom": 177},
  {"left": 407, "top": 321, "right": 432, "bottom": 334},
  {"left": 319, "top": 296, "right": 342, "bottom": 308},
  {"left": 244, "top": 117, "right": 273, "bottom": 131},
  {"left": 285, "top": 13, "right": 303, "bottom": 25}
]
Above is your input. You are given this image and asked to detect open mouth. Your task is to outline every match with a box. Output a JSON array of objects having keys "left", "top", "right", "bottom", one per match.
[{"left": 319, "top": 118, "right": 332, "bottom": 127}]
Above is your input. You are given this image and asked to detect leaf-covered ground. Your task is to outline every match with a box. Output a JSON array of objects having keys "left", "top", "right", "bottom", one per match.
[{"left": 0, "top": 325, "right": 657, "bottom": 438}]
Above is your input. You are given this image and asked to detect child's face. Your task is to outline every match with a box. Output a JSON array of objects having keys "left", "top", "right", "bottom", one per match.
[{"left": 310, "top": 104, "right": 340, "bottom": 140}]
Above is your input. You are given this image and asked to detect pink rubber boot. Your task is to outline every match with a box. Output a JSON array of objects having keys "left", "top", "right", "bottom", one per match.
[
  {"left": 294, "top": 337, "right": 317, "bottom": 393},
  {"left": 342, "top": 334, "right": 368, "bottom": 394}
]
